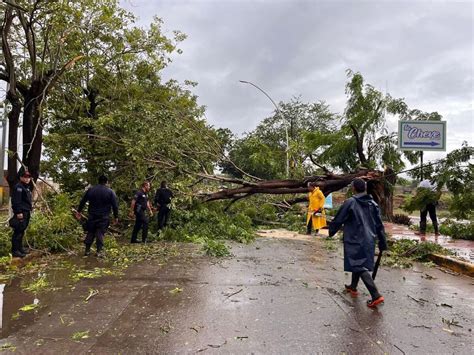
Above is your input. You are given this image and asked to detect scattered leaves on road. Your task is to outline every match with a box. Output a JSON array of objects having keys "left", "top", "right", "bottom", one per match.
[
  {"left": 169, "top": 287, "right": 183, "bottom": 294},
  {"left": 72, "top": 330, "right": 90, "bottom": 341}
]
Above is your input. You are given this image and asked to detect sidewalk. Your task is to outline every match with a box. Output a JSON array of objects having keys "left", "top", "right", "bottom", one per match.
[{"left": 384, "top": 222, "right": 474, "bottom": 264}]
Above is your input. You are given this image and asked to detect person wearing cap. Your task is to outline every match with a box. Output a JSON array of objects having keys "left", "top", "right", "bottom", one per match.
[
  {"left": 10, "top": 169, "right": 33, "bottom": 258},
  {"left": 306, "top": 183, "right": 326, "bottom": 235},
  {"left": 76, "top": 175, "right": 119, "bottom": 257},
  {"left": 328, "top": 178, "right": 388, "bottom": 308},
  {"left": 129, "top": 180, "right": 153, "bottom": 243}
]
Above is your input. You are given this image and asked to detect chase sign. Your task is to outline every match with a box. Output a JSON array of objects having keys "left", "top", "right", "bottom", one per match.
[{"left": 398, "top": 120, "right": 446, "bottom": 151}]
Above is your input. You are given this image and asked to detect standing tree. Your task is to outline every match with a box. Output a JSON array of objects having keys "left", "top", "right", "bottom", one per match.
[
  {"left": 1, "top": 0, "right": 86, "bottom": 188},
  {"left": 221, "top": 97, "right": 337, "bottom": 179}
]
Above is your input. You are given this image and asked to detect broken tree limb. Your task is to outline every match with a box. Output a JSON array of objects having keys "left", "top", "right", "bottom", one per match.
[{"left": 202, "top": 169, "right": 379, "bottom": 202}]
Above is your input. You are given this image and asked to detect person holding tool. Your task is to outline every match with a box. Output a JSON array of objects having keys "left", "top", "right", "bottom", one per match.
[
  {"left": 76, "top": 175, "right": 119, "bottom": 257},
  {"left": 306, "top": 183, "right": 326, "bottom": 235},
  {"left": 328, "top": 178, "right": 388, "bottom": 308}
]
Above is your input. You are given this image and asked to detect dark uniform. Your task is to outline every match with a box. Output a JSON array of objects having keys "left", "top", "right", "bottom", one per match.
[
  {"left": 78, "top": 184, "right": 119, "bottom": 255},
  {"left": 131, "top": 189, "right": 150, "bottom": 243},
  {"left": 10, "top": 182, "right": 32, "bottom": 257},
  {"left": 154, "top": 187, "right": 173, "bottom": 230}
]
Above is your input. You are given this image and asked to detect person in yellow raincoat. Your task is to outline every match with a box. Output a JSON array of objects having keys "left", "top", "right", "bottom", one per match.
[{"left": 306, "top": 183, "right": 327, "bottom": 235}]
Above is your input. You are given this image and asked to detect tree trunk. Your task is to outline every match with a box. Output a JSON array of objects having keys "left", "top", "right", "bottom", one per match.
[
  {"left": 22, "top": 80, "right": 45, "bottom": 181},
  {"left": 203, "top": 169, "right": 378, "bottom": 201},
  {"left": 203, "top": 168, "right": 396, "bottom": 220},
  {"left": 367, "top": 167, "right": 396, "bottom": 221},
  {"left": 6, "top": 92, "right": 21, "bottom": 193}
]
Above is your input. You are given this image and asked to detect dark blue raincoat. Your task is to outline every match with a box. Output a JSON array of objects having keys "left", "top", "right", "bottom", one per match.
[{"left": 328, "top": 194, "right": 388, "bottom": 272}]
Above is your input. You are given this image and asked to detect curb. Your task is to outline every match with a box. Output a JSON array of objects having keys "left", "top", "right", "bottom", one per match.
[{"left": 428, "top": 253, "right": 474, "bottom": 277}]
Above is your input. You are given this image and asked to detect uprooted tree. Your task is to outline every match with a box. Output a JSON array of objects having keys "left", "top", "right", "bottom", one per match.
[{"left": 213, "top": 71, "right": 439, "bottom": 219}]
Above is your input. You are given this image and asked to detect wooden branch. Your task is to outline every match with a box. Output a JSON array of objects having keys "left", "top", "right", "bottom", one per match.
[
  {"left": 3, "top": 0, "right": 28, "bottom": 12},
  {"left": 202, "top": 169, "right": 380, "bottom": 202},
  {"left": 309, "top": 154, "right": 331, "bottom": 174}
]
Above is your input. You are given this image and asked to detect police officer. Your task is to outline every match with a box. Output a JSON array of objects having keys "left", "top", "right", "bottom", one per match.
[
  {"left": 130, "top": 180, "right": 153, "bottom": 243},
  {"left": 76, "top": 175, "right": 119, "bottom": 257},
  {"left": 154, "top": 181, "right": 174, "bottom": 230},
  {"left": 10, "top": 169, "right": 33, "bottom": 258}
]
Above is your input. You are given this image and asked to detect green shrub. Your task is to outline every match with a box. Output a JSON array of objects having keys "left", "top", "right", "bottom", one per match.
[
  {"left": 439, "top": 221, "right": 474, "bottom": 240},
  {"left": 160, "top": 202, "right": 256, "bottom": 245},
  {"left": 392, "top": 213, "right": 412, "bottom": 226},
  {"left": 202, "top": 239, "right": 231, "bottom": 257},
  {"left": 25, "top": 193, "right": 83, "bottom": 252}
]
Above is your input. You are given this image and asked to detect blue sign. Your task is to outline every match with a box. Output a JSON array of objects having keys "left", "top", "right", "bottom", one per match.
[{"left": 398, "top": 120, "right": 446, "bottom": 151}]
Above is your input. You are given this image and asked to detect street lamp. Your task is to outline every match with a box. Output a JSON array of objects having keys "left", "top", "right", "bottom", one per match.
[{"left": 239, "top": 80, "right": 290, "bottom": 178}]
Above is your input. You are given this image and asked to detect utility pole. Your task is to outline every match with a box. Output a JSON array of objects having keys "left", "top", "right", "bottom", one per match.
[{"left": 239, "top": 80, "right": 290, "bottom": 178}]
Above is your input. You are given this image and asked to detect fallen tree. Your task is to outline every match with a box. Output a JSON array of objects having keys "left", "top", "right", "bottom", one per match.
[{"left": 201, "top": 168, "right": 396, "bottom": 220}]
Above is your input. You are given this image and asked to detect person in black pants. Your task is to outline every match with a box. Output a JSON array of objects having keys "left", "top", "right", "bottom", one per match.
[
  {"left": 416, "top": 179, "right": 440, "bottom": 237},
  {"left": 328, "top": 178, "right": 388, "bottom": 308},
  {"left": 130, "top": 180, "right": 153, "bottom": 243},
  {"left": 10, "top": 169, "right": 33, "bottom": 258},
  {"left": 154, "top": 181, "right": 174, "bottom": 230},
  {"left": 76, "top": 175, "right": 119, "bottom": 257}
]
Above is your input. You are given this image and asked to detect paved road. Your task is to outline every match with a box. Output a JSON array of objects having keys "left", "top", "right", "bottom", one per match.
[{"left": 1, "top": 231, "right": 473, "bottom": 354}]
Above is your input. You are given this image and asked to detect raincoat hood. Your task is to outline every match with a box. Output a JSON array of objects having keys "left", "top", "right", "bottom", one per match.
[{"left": 352, "top": 194, "right": 375, "bottom": 206}]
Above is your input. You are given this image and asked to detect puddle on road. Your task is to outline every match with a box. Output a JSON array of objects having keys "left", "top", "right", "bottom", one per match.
[{"left": 0, "top": 256, "right": 113, "bottom": 339}]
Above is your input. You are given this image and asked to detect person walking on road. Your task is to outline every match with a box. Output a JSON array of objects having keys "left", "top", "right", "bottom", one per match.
[
  {"left": 415, "top": 178, "right": 440, "bottom": 237},
  {"left": 10, "top": 169, "right": 33, "bottom": 258},
  {"left": 154, "top": 181, "right": 174, "bottom": 230},
  {"left": 306, "top": 183, "right": 326, "bottom": 235},
  {"left": 328, "top": 178, "right": 388, "bottom": 308},
  {"left": 76, "top": 175, "right": 119, "bottom": 257},
  {"left": 130, "top": 180, "right": 153, "bottom": 243}
]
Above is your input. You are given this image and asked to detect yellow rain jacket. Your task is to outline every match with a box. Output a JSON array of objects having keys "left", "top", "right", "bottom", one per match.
[{"left": 306, "top": 187, "right": 327, "bottom": 230}]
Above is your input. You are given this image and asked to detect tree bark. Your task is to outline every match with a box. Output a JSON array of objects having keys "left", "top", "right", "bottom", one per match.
[
  {"left": 203, "top": 168, "right": 395, "bottom": 219},
  {"left": 22, "top": 80, "right": 45, "bottom": 181},
  {"left": 6, "top": 92, "right": 21, "bottom": 193}
]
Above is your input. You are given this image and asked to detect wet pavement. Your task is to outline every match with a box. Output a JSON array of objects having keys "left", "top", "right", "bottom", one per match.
[{"left": 1, "top": 232, "right": 473, "bottom": 354}]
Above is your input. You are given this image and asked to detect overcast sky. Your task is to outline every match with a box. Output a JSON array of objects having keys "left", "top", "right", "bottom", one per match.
[{"left": 121, "top": 0, "right": 473, "bottom": 162}]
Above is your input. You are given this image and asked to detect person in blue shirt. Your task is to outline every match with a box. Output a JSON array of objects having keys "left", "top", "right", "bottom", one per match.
[
  {"left": 10, "top": 169, "right": 33, "bottom": 258},
  {"left": 129, "top": 180, "right": 153, "bottom": 243},
  {"left": 76, "top": 175, "right": 119, "bottom": 257},
  {"left": 328, "top": 178, "right": 388, "bottom": 308}
]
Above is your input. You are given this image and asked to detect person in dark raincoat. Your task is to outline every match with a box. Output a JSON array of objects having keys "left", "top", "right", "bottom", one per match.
[{"left": 328, "top": 178, "right": 388, "bottom": 308}]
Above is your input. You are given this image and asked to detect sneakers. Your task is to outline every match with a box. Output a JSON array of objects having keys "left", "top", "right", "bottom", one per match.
[
  {"left": 130, "top": 240, "right": 142, "bottom": 244},
  {"left": 344, "top": 285, "right": 359, "bottom": 297},
  {"left": 367, "top": 296, "right": 384, "bottom": 308},
  {"left": 414, "top": 231, "right": 426, "bottom": 236}
]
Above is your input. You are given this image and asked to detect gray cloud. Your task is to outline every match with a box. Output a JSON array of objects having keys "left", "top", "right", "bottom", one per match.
[{"left": 122, "top": 0, "right": 473, "bottom": 161}]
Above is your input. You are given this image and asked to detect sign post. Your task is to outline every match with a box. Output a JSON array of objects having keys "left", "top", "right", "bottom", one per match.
[
  {"left": 398, "top": 120, "right": 446, "bottom": 151},
  {"left": 398, "top": 120, "right": 447, "bottom": 180}
]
